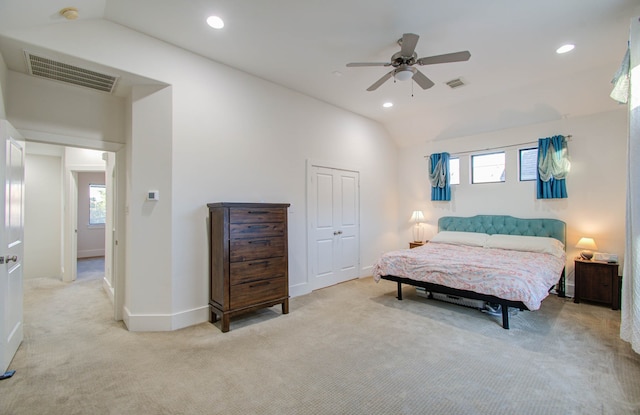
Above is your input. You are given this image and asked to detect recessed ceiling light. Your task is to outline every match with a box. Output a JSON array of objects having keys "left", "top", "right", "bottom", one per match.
[
  {"left": 556, "top": 44, "right": 575, "bottom": 54},
  {"left": 206, "top": 15, "right": 224, "bottom": 29},
  {"left": 383, "top": 102, "right": 393, "bottom": 108}
]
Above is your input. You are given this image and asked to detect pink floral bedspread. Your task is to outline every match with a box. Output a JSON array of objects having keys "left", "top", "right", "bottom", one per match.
[{"left": 372, "top": 243, "right": 566, "bottom": 310}]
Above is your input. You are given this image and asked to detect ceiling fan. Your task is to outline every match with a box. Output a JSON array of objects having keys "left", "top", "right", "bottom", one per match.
[{"left": 346, "top": 33, "right": 471, "bottom": 91}]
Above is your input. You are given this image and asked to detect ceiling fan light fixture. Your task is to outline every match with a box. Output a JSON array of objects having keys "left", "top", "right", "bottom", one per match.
[{"left": 394, "top": 67, "right": 414, "bottom": 81}]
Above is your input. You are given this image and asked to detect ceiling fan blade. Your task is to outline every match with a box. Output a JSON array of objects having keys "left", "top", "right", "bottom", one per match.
[
  {"left": 346, "top": 62, "right": 391, "bottom": 67},
  {"left": 417, "top": 51, "right": 471, "bottom": 65},
  {"left": 412, "top": 70, "right": 435, "bottom": 90},
  {"left": 366, "top": 70, "right": 394, "bottom": 91},
  {"left": 400, "top": 33, "right": 419, "bottom": 57}
]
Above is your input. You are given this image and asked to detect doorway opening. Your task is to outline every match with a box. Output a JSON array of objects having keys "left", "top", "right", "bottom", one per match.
[
  {"left": 75, "top": 171, "right": 107, "bottom": 283},
  {"left": 23, "top": 142, "right": 120, "bottom": 314}
]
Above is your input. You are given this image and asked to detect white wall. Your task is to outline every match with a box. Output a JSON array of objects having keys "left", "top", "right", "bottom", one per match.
[
  {"left": 124, "top": 85, "right": 173, "bottom": 329},
  {"left": 0, "top": 51, "right": 6, "bottom": 119},
  {"left": 7, "top": 71, "right": 125, "bottom": 144},
  {"left": 23, "top": 152, "right": 62, "bottom": 279},
  {"left": 3, "top": 19, "right": 400, "bottom": 330},
  {"left": 76, "top": 171, "right": 106, "bottom": 258},
  {"left": 397, "top": 109, "right": 628, "bottom": 295}
]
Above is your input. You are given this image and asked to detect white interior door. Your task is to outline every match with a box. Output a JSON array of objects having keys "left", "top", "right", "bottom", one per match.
[
  {"left": 1, "top": 121, "right": 24, "bottom": 373},
  {"left": 308, "top": 164, "right": 359, "bottom": 290}
]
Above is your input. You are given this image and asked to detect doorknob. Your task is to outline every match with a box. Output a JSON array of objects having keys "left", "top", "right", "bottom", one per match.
[
  {"left": 333, "top": 231, "right": 343, "bottom": 235},
  {"left": 3, "top": 255, "right": 17, "bottom": 264}
]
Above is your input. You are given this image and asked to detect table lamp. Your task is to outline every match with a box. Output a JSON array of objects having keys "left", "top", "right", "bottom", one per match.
[
  {"left": 410, "top": 210, "right": 425, "bottom": 243},
  {"left": 576, "top": 237, "right": 597, "bottom": 260}
]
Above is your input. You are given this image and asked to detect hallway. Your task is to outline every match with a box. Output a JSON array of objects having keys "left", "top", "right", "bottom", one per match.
[{"left": 76, "top": 257, "right": 105, "bottom": 282}]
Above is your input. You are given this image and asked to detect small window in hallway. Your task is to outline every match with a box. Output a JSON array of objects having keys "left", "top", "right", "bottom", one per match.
[{"left": 89, "top": 184, "right": 106, "bottom": 225}]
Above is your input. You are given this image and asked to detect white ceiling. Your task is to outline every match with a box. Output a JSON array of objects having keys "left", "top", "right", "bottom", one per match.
[{"left": 0, "top": 0, "right": 638, "bottom": 147}]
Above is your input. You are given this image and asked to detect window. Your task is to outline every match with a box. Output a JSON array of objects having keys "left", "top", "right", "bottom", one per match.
[
  {"left": 89, "top": 184, "right": 106, "bottom": 225},
  {"left": 519, "top": 148, "right": 538, "bottom": 181},
  {"left": 471, "top": 152, "right": 505, "bottom": 184},
  {"left": 449, "top": 157, "right": 460, "bottom": 185}
]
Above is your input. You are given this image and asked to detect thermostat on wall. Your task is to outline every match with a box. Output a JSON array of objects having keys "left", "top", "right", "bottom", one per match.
[{"left": 147, "top": 190, "right": 159, "bottom": 201}]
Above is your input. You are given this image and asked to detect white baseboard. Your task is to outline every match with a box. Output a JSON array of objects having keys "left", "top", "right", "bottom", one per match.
[
  {"left": 564, "top": 283, "right": 575, "bottom": 298},
  {"left": 360, "top": 265, "right": 373, "bottom": 277},
  {"left": 289, "top": 282, "right": 311, "bottom": 298},
  {"left": 121, "top": 280, "right": 332, "bottom": 332},
  {"left": 122, "top": 305, "right": 209, "bottom": 331},
  {"left": 102, "top": 277, "right": 114, "bottom": 303},
  {"left": 78, "top": 249, "right": 105, "bottom": 258}
]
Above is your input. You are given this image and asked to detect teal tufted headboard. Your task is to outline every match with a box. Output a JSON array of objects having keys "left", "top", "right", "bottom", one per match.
[{"left": 438, "top": 215, "right": 566, "bottom": 247}]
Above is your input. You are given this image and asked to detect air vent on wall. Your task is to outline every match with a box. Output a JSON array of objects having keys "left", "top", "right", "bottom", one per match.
[
  {"left": 445, "top": 78, "right": 465, "bottom": 89},
  {"left": 25, "top": 52, "right": 118, "bottom": 94}
]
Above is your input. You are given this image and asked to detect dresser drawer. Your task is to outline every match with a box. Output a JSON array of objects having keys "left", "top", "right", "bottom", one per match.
[
  {"left": 230, "top": 208, "right": 285, "bottom": 224},
  {"left": 230, "top": 237, "right": 285, "bottom": 262},
  {"left": 230, "top": 276, "right": 287, "bottom": 309},
  {"left": 230, "top": 257, "right": 286, "bottom": 285},
  {"left": 230, "top": 222, "right": 285, "bottom": 238}
]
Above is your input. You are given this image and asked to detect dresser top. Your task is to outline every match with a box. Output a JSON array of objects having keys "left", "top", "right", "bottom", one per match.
[{"left": 207, "top": 202, "right": 290, "bottom": 209}]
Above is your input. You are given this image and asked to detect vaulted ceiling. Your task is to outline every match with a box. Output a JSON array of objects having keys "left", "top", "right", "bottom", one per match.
[{"left": 0, "top": 0, "right": 638, "bottom": 147}]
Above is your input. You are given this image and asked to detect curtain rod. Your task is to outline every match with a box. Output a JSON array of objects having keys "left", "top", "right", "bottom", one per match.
[{"left": 424, "top": 135, "right": 573, "bottom": 158}]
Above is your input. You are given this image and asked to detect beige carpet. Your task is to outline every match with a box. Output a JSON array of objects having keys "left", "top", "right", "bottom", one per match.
[{"left": 1, "top": 276, "right": 639, "bottom": 415}]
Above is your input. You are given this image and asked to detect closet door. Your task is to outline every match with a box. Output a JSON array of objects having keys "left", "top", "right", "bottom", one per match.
[{"left": 308, "top": 165, "right": 359, "bottom": 290}]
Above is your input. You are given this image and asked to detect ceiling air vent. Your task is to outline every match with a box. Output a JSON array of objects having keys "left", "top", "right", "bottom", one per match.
[
  {"left": 25, "top": 52, "right": 118, "bottom": 94},
  {"left": 445, "top": 78, "right": 465, "bottom": 89}
]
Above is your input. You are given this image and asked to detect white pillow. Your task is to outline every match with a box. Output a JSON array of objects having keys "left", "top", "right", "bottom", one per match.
[
  {"left": 484, "top": 234, "right": 565, "bottom": 257},
  {"left": 430, "top": 231, "right": 489, "bottom": 247}
]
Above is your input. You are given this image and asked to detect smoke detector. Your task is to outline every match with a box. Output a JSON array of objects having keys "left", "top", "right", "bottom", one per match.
[{"left": 60, "top": 7, "right": 79, "bottom": 20}]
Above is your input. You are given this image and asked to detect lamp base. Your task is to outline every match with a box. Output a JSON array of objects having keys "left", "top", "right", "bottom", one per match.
[{"left": 580, "top": 250, "right": 594, "bottom": 260}]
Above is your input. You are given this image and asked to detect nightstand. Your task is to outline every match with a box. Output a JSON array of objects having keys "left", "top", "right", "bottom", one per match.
[
  {"left": 409, "top": 241, "right": 426, "bottom": 249},
  {"left": 574, "top": 258, "right": 620, "bottom": 310}
]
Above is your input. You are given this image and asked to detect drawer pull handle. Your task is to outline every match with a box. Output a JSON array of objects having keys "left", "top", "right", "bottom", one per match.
[
  {"left": 249, "top": 281, "right": 270, "bottom": 288},
  {"left": 249, "top": 261, "right": 269, "bottom": 266},
  {"left": 248, "top": 211, "right": 269, "bottom": 214},
  {"left": 248, "top": 225, "right": 269, "bottom": 229},
  {"left": 249, "top": 240, "right": 269, "bottom": 245}
]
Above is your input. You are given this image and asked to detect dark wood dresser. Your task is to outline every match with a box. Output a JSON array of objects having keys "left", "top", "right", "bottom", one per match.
[{"left": 207, "top": 202, "right": 290, "bottom": 332}]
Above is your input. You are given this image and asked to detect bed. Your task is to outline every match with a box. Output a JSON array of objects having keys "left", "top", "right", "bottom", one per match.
[{"left": 372, "top": 215, "right": 566, "bottom": 329}]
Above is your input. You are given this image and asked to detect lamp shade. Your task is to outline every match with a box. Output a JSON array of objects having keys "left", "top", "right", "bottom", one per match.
[
  {"left": 410, "top": 210, "right": 425, "bottom": 223},
  {"left": 576, "top": 237, "right": 597, "bottom": 260},
  {"left": 575, "top": 237, "right": 597, "bottom": 250}
]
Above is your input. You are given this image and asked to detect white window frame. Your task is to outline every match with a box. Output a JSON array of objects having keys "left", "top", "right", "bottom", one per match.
[{"left": 471, "top": 152, "right": 506, "bottom": 184}]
